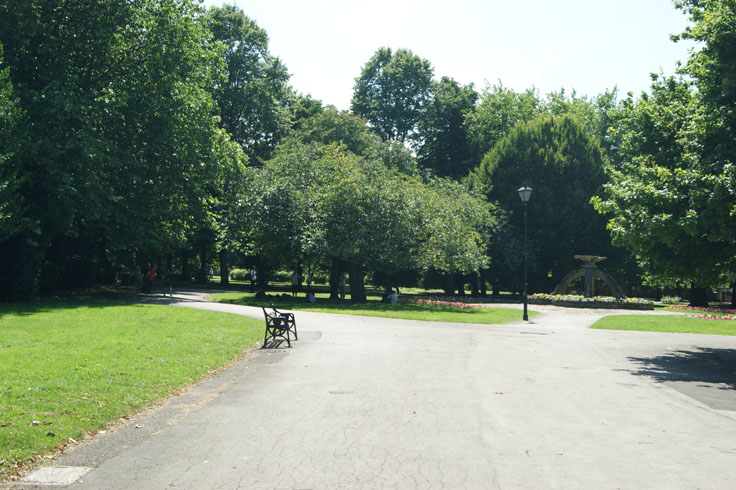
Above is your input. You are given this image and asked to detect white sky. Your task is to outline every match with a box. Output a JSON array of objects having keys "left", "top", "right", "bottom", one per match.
[{"left": 202, "top": 0, "right": 697, "bottom": 110}]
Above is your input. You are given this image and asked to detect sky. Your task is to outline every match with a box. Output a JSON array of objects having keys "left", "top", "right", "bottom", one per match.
[{"left": 201, "top": 0, "right": 697, "bottom": 110}]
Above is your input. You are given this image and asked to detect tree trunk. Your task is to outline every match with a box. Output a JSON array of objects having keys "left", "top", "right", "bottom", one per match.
[
  {"left": 329, "top": 259, "right": 339, "bottom": 299},
  {"left": 480, "top": 269, "right": 487, "bottom": 297},
  {"left": 181, "top": 250, "right": 191, "bottom": 281},
  {"left": 259, "top": 261, "right": 268, "bottom": 290},
  {"left": 196, "top": 248, "right": 208, "bottom": 283},
  {"left": 470, "top": 271, "right": 480, "bottom": 296},
  {"left": 97, "top": 240, "right": 114, "bottom": 283},
  {"left": 456, "top": 274, "right": 465, "bottom": 296},
  {"left": 689, "top": 286, "right": 709, "bottom": 308},
  {"left": 350, "top": 263, "right": 367, "bottom": 302},
  {"left": 219, "top": 248, "right": 229, "bottom": 286},
  {"left": 730, "top": 282, "right": 735, "bottom": 308},
  {"left": 443, "top": 274, "right": 454, "bottom": 296}
]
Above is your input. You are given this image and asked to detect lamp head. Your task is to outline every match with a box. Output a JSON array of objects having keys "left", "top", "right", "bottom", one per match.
[{"left": 517, "top": 183, "right": 532, "bottom": 203}]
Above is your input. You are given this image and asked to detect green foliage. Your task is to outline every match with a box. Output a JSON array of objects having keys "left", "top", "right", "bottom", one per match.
[
  {"left": 545, "top": 87, "right": 622, "bottom": 160},
  {"left": 240, "top": 140, "right": 491, "bottom": 299},
  {"left": 0, "top": 0, "right": 259, "bottom": 299},
  {"left": 593, "top": 3, "right": 736, "bottom": 292},
  {"left": 413, "top": 76, "right": 478, "bottom": 179},
  {"left": 419, "top": 178, "right": 492, "bottom": 275},
  {"left": 351, "top": 47, "right": 434, "bottom": 142},
  {"left": 205, "top": 5, "right": 291, "bottom": 164},
  {"left": 475, "top": 114, "right": 611, "bottom": 292},
  {"left": 529, "top": 293, "right": 653, "bottom": 309},
  {"left": 227, "top": 268, "right": 248, "bottom": 280},
  {"left": 290, "top": 106, "right": 380, "bottom": 156},
  {"left": 0, "top": 41, "right": 39, "bottom": 300},
  {"left": 660, "top": 295, "right": 682, "bottom": 304},
  {"left": 674, "top": 0, "right": 736, "bottom": 163},
  {"left": 0, "top": 42, "right": 24, "bottom": 235},
  {"left": 464, "top": 83, "right": 543, "bottom": 163}
]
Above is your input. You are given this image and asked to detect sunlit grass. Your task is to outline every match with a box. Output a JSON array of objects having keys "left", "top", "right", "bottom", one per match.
[
  {"left": 209, "top": 292, "right": 532, "bottom": 325},
  {"left": 591, "top": 315, "right": 736, "bottom": 336},
  {"left": 0, "top": 300, "right": 262, "bottom": 477}
]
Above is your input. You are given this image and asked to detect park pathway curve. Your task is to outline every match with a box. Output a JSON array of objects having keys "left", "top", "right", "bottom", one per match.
[{"left": 11, "top": 292, "right": 736, "bottom": 490}]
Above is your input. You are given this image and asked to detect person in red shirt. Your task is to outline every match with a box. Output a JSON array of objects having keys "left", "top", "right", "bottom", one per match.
[{"left": 144, "top": 263, "right": 156, "bottom": 294}]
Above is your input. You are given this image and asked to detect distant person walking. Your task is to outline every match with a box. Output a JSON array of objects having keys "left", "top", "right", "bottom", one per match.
[
  {"left": 250, "top": 266, "right": 257, "bottom": 293},
  {"left": 142, "top": 264, "right": 150, "bottom": 294},
  {"left": 162, "top": 270, "right": 172, "bottom": 297},
  {"left": 144, "top": 263, "right": 155, "bottom": 294},
  {"left": 339, "top": 272, "right": 347, "bottom": 300},
  {"left": 290, "top": 272, "right": 301, "bottom": 298}
]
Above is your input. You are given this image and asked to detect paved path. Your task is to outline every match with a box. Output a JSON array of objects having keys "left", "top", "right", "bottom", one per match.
[{"left": 12, "top": 292, "right": 736, "bottom": 489}]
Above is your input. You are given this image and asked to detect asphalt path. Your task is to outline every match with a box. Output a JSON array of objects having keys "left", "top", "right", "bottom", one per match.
[{"left": 11, "top": 291, "right": 736, "bottom": 489}]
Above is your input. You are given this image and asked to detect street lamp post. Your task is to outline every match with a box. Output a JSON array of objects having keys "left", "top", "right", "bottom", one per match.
[{"left": 518, "top": 183, "right": 532, "bottom": 321}]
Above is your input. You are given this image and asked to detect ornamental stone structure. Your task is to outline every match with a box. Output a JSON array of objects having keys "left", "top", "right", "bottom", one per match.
[{"left": 552, "top": 255, "right": 625, "bottom": 299}]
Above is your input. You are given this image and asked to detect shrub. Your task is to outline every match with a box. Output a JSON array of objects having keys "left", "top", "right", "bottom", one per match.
[
  {"left": 229, "top": 268, "right": 250, "bottom": 281},
  {"left": 529, "top": 293, "right": 654, "bottom": 310},
  {"left": 660, "top": 295, "right": 681, "bottom": 304}
]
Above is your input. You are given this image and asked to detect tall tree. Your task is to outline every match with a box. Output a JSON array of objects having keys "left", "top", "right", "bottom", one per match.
[
  {"left": 0, "top": 42, "right": 23, "bottom": 239},
  {"left": 351, "top": 47, "right": 434, "bottom": 142},
  {"left": 674, "top": 0, "right": 736, "bottom": 165},
  {"left": 245, "top": 138, "right": 491, "bottom": 302},
  {"left": 593, "top": 79, "right": 736, "bottom": 305},
  {"left": 414, "top": 77, "right": 478, "bottom": 179},
  {"left": 290, "top": 106, "right": 379, "bottom": 156},
  {"left": 0, "top": 0, "right": 134, "bottom": 297},
  {"left": 0, "top": 0, "right": 235, "bottom": 298},
  {"left": 205, "top": 5, "right": 291, "bottom": 165},
  {"left": 0, "top": 41, "right": 34, "bottom": 300},
  {"left": 544, "top": 88, "right": 621, "bottom": 161},
  {"left": 464, "top": 83, "right": 543, "bottom": 165},
  {"left": 594, "top": 1, "right": 736, "bottom": 305},
  {"left": 474, "top": 114, "right": 611, "bottom": 292}
]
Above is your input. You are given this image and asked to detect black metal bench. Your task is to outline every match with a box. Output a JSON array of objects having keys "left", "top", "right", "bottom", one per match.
[
  {"left": 261, "top": 305, "right": 297, "bottom": 348},
  {"left": 270, "top": 303, "right": 297, "bottom": 340}
]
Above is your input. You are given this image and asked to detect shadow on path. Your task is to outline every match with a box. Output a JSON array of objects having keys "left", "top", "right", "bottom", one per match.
[
  {"left": 626, "top": 347, "right": 736, "bottom": 410},
  {"left": 134, "top": 289, "right": 216, "bottom": 305}
]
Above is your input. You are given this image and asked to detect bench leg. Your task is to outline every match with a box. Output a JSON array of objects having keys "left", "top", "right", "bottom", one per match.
[{"left": 263, "top": 321, "right": 291, "bottom": 348}]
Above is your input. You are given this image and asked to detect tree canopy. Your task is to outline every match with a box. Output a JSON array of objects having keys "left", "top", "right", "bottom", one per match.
[
  {"left": 413, "top": 77, "right": 478, "bottom": 179},
  {"left": 474, "top": 114, "right": 611, "bottom": 292},
  {"left": 206, "top": 5, "right": 291, "bottom": 164},
  {"left": 2, "top": 0, "right": 732, "bottom": 304},
  {"left": 593, "top": 0, "right": 736, "bottom": 304},
  {"left": 351, "top": 47, "right": 434, "bottom": 143}
]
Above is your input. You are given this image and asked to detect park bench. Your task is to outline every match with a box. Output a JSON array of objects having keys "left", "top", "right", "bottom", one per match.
[
  {"left": 270, "top": 303, "right": 298, "bottom": 340},
  {"left": 261, "top": 305, "right": 297, "bottom": 348}
]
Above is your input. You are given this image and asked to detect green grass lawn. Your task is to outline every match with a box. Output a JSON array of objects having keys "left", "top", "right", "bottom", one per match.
[
  {"left": 209, "top": 292, "right": 532, "bottom": 325},
  {"left": 0, "top": 300, "right": 263, "bottom": 478},
  {"left": 591, "top": 314, "right": 736, "bottom": 336}
]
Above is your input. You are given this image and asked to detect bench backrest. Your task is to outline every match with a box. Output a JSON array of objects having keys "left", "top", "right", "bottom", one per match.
[{"left": 262, "top": 306, "right": 277, "bottom": 321}]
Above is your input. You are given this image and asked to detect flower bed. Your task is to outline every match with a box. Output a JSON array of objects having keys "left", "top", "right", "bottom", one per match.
[
  {"left": 410, "top": 295, "right": 518, "bottom": 304},
  {"left": 665, "top": 306, "right": 736, "bottom": 320},
  {"left": 685, "top": 314, "right": 736, "bottom": 320},
  {"left": 667, "top": 305, "right": 736, "bottom": 314},
  {"left": 529, "top": 293, "right": 654, "bottom": 310},
  {"left": 410, "top": 299, "right": 483, "bottom": 309}
]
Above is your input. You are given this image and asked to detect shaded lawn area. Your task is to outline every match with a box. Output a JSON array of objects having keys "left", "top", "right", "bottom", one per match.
[
  {"left": 0, "top": 300, "right": 263, "bottom": 478},
  {"left": 209, "top": 292, "right": 532, "bottom": 325},
  {"left": 591, "top": 315, "right": 736, "bottom": 336}
]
